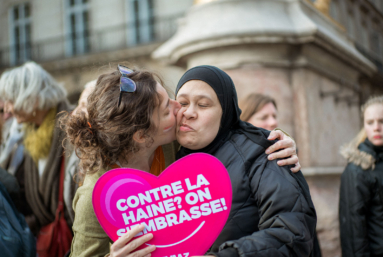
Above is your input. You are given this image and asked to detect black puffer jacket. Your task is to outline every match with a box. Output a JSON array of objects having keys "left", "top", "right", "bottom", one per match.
[
  {"left": 339, "top": 139, "right": 383, "bottom": 257},
  {"left": 207, "top": 131, "right": 317, "bottom": 257}
]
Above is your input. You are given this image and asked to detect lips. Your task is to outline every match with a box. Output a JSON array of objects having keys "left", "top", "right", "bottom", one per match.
[
  {"left": 373, "top": 135, "right": 382, "bottom": 139},
  {"left": 179, "top": 123, "right": 194, "bottom": 132},
  {"left": 163, "top": 124, "right": 174, "bottom": 132}
]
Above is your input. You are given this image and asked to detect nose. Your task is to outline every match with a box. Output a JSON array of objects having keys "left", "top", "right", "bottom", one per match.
[
  {"left": 4, "top": 101, "right": 14, "bottom": 114},
  {"left": 183, "top": 104, "right": 197, "bottom": 119},
  {"left": 268, "top": 117, "right": 278, "bottom": 130},
  {"left": 373, "top": 121, "right": 381, "bottom": 131},
  {"left": 172, "top": 100, "right": 181, "bottom": 116}
]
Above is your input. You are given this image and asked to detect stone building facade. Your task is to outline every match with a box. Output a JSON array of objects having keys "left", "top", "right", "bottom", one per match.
[
  {"left": 154, "top": 1, "right": 383, "bottom": 256},
  {"left": 0, "top": 0, "right": 193, "bottom": 97},
  {"left": 1, "top": 0, "right": 383, "bottom": 256}
]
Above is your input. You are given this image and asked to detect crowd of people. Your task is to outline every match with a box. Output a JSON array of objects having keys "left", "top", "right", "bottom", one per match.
[{"left": 0, "top": 61, "right": 381, "bottom": 257}]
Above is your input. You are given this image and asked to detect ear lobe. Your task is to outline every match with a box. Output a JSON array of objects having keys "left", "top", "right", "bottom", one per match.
[{"left": 133, "top": 130, "right": 146, "bottom": 144}]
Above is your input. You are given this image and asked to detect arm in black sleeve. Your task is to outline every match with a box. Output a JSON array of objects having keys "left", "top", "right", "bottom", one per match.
[
  {"left": 215, "top": 159, "right": 316, "bottom": 257},
  {"left": 339, "top": 164, "right": 371, "bottom": 257}
]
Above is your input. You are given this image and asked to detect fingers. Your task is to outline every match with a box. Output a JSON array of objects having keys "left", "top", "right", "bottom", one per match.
[
  {"left": 112, "top": 224, "right": 146, "bottom": 250},
  {"left": 127, "top": 243, "right": 156, "bottom": 257},
  {"left": 123, "top": 233, "right": 154, "bottom": 255},
  {"left": 111, "top": 224, "right": 156, "bottom": 257},
  {"left": 266, "top": 139, "right": 294, "bottom": 155},
  {"left": 276, "top": 154, "right": 298, "bottom": 166},
  {"left": 290, "top": 161, "right": 301, "bottom": 173},
  {"left": 267, "top": 141, "right": 295, "bottom": 158},
  {"left": 267, "top": 130, "right": 284, "bottom": 141}
]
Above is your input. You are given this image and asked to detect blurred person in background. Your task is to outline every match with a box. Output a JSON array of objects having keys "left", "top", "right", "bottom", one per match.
[
  {"left": 339, "top": 95, "right": 383, "bottom": 257},
  {"left": 0, "top": 110, "right": 36, "bottom": 257},
  {"left": 64, "top": 79, "right": 96, "bottom": 224},
  {"left": 0, "top": 61, "right": 75, "bottom": 255},
  {"left": 0, "top": 111, "right": 24, "bottom": 178},
  {"left": 72, "top": 80, "right": 96, "bottom": 117},
  {"left": 0, "top": 100, "right": 13, "bottom": 142},
  {"left": 0, "top": 110, "right": 21, "bottom": 205},
  {"left": 0, "top": 99, "right": 24, "bottom": 177},
  {"left": 239, "top": 93, "right": 301, "bottom": 171},
  {"left": 239, "top": 93, "right": 278, "bottom": 131},
  {"left": 239, "top": 92, "right": 322, "bottom": 256}
]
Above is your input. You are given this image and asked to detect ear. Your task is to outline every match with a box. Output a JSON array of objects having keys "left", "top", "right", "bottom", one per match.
[{"left": 133, "top": 130, "right": 146, "bottom": 144}]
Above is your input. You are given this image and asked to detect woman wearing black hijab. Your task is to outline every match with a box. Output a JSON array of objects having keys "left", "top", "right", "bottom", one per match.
[{"left": 175, "top": 65, "right": 318, "bottom": 257}]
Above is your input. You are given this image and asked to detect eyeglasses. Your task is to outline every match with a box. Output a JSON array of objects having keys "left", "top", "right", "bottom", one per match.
[{"left": 118, "top": 64, "right": 137, "bottom": 107}]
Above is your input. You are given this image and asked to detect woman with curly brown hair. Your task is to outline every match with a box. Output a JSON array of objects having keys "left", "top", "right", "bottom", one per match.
[{"left": 62, "top": 66, "right": 181, "bottom": 257}]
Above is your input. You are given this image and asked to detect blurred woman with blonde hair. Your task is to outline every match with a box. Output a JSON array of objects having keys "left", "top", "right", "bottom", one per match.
[{"left": 339, "top": 95, "right": 383, "bottom": 257}]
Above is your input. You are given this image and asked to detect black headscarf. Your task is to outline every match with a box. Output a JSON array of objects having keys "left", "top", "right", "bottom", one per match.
[
  {"left": 175, "top": 66, "right": 320, "bottom": 255},
  {"left": 175, "top": 65, "right": 274, "bottom": 159}
]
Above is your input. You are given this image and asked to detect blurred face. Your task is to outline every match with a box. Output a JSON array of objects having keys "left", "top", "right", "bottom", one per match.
[
  {"left": 3, "top": 101, "right": 35, "bottom": 124},
  {"left": 247, "top": 102, "right": 278, "bottom": 131},
  {"left": 0, "top": 101, "right": 12, "bottom": 121},
  {"left": 176, "top": 80, "right": 222, "bottom": 150},
  {"left": 151, "top": 83, "right": 181, "bottom": 147},
  {"left": 72, "top": 86, "right": 95, "bottom": 117},
  {"left": 364, "top": 104, "right": 383, "bottom": 146}
]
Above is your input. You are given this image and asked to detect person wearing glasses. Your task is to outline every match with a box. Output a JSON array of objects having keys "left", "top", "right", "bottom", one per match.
[
  {"left": 63, "top": 65, "right": 302, "bottom": 257},
  {"left": 0, "top": 62, "right": 75, "bottom": 254}
]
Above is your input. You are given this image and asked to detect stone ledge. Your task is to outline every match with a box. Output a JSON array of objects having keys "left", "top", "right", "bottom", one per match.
[{"left": 301, "top": 166, "right": 344, "bottom": 176}]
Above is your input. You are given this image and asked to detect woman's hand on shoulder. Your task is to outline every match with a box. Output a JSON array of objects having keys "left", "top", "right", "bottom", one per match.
[
  {"left": 265, "top": 130, "right": 301, "bottom": 173},
  {"left": 110, "top": 224, "right": 155, "bottom": 257}
]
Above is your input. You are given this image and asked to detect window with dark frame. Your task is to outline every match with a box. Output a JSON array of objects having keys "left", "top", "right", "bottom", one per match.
[
  {"left": 9, "top": 3, "right": 31, "bottom": 65},
  {"left": 65, "top": 0, "right": 90, "bottom": 56},
  {"left": 127, "top": 0, "right": 154, "bottom": 46}
]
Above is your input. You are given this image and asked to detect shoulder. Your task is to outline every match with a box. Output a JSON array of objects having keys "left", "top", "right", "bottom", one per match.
[
  {"left": 340, "top": 162, "right": 372, "bottom": 192},
  {"left": 220, "top": 132, "right": 268, "bottom": 163},
  {"left": 73, "top": 168, "right": 104, "bottom": 210},
  {"left": 341, "top": 162, "right": 367, "bottom": 179},
  {"left": 72, "top": 168, "right": 107, "bottom": 238},
  {"left": 340, "top": 143, "right": 375, "bottom": 170}
]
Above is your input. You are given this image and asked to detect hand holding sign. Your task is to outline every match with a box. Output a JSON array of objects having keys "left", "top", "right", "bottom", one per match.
[
  {"left": 93, "top": 153, "right": 232, "bottom": 257},
  {"left": 110, "top": 224, "right": 155, "bottom": 257}
]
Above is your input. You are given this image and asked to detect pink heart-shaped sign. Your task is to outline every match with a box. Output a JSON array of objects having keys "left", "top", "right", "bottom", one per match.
[{"left": 93, "top": 153, "right": 232, "bottom": 257}]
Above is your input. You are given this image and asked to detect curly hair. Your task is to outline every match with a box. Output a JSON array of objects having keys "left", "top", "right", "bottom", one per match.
[{"left": 60, "top": 67, "right": 162, "bottom": 180}]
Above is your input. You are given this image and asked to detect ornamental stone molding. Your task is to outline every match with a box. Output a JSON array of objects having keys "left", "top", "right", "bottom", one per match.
[
  {"left": 153, "top": 0, "right": 376, "bottom": 77},
  {"left": 194, "top": 0, "right": 219, "bottom": 5},
  {"left": 314, "top": 0, "right": 332, "bottom": 15}
]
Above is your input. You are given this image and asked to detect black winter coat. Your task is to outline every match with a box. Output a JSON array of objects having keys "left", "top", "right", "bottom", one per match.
[
  {"left": 207, "top": 131, "right": 317, "bottom": 257},
  {"left": 339, "top": 139, "right": 383, "bottom": 257}
]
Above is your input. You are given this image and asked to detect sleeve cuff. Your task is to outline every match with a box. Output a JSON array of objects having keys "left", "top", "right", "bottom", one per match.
[
  {"left": 273, "top": 127, "right": 295, "bottom": 142},
  {"left": 207, "top": 247, "right": 239, "bottom": 257}
]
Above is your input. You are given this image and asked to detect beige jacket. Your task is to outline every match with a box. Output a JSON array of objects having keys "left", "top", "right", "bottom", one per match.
[{"left": 70, "top": 168, "right": 110, "bottom": 257}]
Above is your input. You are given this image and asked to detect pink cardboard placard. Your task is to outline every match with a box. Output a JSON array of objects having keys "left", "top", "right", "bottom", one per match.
[{"left": 92, "top": 153, "right": 232, "bottom": 257}]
